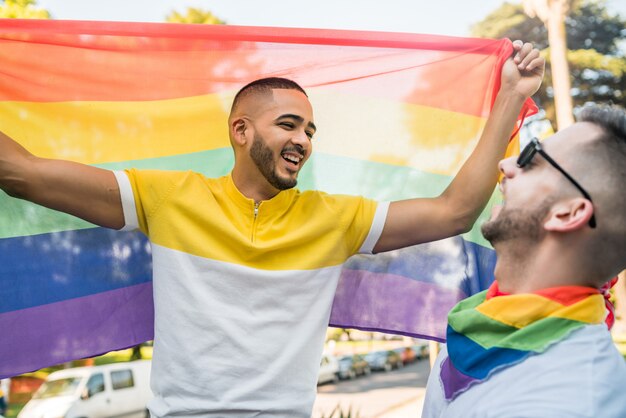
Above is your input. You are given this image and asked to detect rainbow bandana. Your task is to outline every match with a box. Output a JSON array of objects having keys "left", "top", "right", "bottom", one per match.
[{"left": 441, "top": 281, "right": 606, "bottom": 400}]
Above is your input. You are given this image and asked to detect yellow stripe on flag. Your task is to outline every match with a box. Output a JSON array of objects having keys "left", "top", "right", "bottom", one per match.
[
  {"left": 2, "top": 90, "right": 488, "bottom": 176},
  {"left": 0, "top": 94, "right": 232, "bottom": 165},
  {"left": 476, "top": 293, "right": 606, "bottom": 328},
  {"left": 310, "top": 92, "right": 487, "bottom": 175}
]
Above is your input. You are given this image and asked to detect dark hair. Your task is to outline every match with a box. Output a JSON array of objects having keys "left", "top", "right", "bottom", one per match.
[
  {"left": 230, "top": 77, "right": 307, "bottom": 114},
  {"left": 578, "top": 104, "right": 626, "bottom": 146},
  {"left": 576, "top": 104, "right": 626, "bottom": 202},
  {"left": 575, "top": 104, "right": 626, "bottom": 277}
]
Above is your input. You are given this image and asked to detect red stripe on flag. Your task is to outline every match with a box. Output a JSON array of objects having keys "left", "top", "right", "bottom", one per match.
[{"left": 0, "top": 19, "right": 536, "bottom": 118}]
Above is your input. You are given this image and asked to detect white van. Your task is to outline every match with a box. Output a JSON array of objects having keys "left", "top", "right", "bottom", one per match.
[
  {"left": 18, "top": 360, "right": 152, "bottom": 418},
  {"left": 317, "top": 354, "right": 339, "bottom": 385}
]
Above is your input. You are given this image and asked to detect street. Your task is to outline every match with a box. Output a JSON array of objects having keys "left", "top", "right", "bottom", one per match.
[{"left": 313, "top": 359, "right": 431, "bottom": 418}]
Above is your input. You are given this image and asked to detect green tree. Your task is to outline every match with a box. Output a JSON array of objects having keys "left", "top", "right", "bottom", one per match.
[
  {"left": 166, "top": 7, "right": 225, "bottom": 24},
  {"left": 472, "top": 1, "right": 626, "bottom": 130},
  {"left": 0, "top": 0, "right": 50, "bottom": 18}
]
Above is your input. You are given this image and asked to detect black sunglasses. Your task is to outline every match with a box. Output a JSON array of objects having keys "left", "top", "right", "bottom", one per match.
[{"left": 517, "top": 137, "right": 596, "bottom": 228}]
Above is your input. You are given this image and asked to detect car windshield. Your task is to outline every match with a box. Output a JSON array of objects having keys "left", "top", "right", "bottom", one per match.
[
  {"left": 367, "top": 352, "right": 383, "bottom": 359},
  {"left": 33, "top": 377, "right": 81, "bottom": 399}
]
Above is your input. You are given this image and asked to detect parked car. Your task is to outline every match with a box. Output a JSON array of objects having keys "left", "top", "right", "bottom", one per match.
[
  {"left": 394, "top": 346, "right": 417, "bottom": 365},
  {"left": 18, "top": 360, "right": 152, "bottom": 418},
  {"left": 337, "top": 354, "right": 371, "bottom": 380},
  {"left": 317, "top": 355, "right": 339, "bottom": 385},
  {"left": 413, "top": 340, "right": 430, "bottom": 359},
  {"left": 364, "top": 350, "right": 403, "bottom": 372}
]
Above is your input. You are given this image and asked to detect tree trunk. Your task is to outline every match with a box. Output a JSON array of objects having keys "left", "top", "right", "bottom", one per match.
[
  {"left": 547, "top": 0, "right": 575, "bottom": 129},
  {"left": 523, "top": 0, "right": 575, "bottom": 130}
]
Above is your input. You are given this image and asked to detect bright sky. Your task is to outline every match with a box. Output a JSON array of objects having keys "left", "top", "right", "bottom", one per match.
[{"left": 34, "top": 0, "right": 626, "bottom": 37}]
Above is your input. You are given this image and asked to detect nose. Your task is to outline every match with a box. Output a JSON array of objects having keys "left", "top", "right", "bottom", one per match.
[
  {"left": 498, "top": 156, "right": 518, "bottom": 179},
  {"left": 291, "top": 128, "right": 310, "bottom": 150}
]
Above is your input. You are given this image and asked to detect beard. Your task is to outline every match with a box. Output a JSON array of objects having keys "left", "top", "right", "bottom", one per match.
[
  {"left": 481, "top": 200, "right": 553, "bottom": 246},
  {"left": 249, "top": 132, "right": 298, "bottom": 191}
]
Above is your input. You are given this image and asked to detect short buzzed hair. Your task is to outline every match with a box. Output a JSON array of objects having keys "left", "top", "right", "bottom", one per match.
[
  {"left": 575, "top": 104, "right": 626, "bottom": 277},
  {"left": 579, "top": 105, "right": 626, "bottom": 148},
  {"left": 230, "top": 77, "right": 307, "bottom": 115},
  {"left": 577, "top": 105, "right": 626, "bottom": 201}
]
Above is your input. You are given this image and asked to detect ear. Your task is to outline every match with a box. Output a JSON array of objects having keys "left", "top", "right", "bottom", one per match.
[
  {"left": 544, "top": 198, "right": 594, "bottom": 232},
  {"left": 230, "top": 117, "right": 249, "bottom": 146}
]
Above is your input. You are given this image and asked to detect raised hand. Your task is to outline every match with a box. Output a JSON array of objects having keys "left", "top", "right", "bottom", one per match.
[{"left": 501, "top": 40, "right": 545, "bottom": 99}]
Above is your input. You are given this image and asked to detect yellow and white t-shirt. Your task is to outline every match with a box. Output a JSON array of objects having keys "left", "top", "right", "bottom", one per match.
[{"left": 114, "top": 169, "right": 388, "bottom": 417}]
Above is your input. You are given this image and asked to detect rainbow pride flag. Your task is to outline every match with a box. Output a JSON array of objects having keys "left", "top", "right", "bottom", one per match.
[
  {"left": 441, "top": 283, "right": 605, "bottom": 399},
  {"left": 0, "top": 19, "right": 535, "bottom": 378}
]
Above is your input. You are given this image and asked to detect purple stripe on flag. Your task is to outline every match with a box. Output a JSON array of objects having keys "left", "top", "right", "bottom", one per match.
[
  {"left": 440, "top": 355, "right": 478, "bottom": 399},
  {"left": 330, "top": 269, "right": 467, "bottom": 342},
  {"left": 1, "top": 282, "right": 154, "bottom": 379}
]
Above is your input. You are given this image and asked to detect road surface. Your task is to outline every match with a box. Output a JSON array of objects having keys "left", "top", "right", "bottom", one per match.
[{"left": 313, "top": 359, "right": 431, "bottom": 417}]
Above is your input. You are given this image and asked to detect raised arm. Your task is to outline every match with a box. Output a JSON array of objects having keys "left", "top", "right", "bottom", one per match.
[
  {"left": 373, "top": 41, "right": 545, "bottom": 253},
  {"left": 0, "top": 130, "right": 124, "bottom": 229}
]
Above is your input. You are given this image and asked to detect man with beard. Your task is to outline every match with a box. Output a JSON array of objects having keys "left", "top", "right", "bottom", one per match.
[
  {"left": 0, "top": 42, "right": 543, "bottom": 417},
  {"left": 422, "top": 105, "right": 626, "bottom": 418}
]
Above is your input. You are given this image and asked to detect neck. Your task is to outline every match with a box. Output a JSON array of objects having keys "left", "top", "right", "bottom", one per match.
[
  {"left": 231, "top": 166, "right": 280, "bottom": 203},
  {"left": 494, "top": 238, "right": 598, "bottom": 293}
]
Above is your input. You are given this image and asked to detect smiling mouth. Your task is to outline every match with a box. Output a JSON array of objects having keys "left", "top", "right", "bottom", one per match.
[{"left": 281, "top": 150, "right": 303, "bottom": 167}]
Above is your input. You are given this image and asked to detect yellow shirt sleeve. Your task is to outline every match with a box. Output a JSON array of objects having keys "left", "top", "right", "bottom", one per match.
[{"left": 123, "top": 169, "right": 188, "bottom": 236}]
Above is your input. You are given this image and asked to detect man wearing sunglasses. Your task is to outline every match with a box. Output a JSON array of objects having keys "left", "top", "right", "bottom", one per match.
[{"left": 422, "top": 105, "right": 626, "bottom": 417}]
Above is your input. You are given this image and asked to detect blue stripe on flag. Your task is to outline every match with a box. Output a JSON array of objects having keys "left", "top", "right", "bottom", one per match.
[
  {"left": 345, "top": 237, "right": 495, "bottom": 296},
  {"left": 446, "top": 325, "right": 528, "bottom": 379},
  {"left": 0, "top": 228, "right": 152, "bottom": 313}
]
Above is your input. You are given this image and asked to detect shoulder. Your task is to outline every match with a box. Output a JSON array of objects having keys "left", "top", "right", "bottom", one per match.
[
  {"left": 502, "top": 325, "right": 624, "bottom": 416},
  {"left": 297, "top": 190, "right": 375, "bottom": 208},
  {"left": 124, "top": 169, "right": 217, "bottom": 190},
  {"left": 125, "top": 168, "right": 207, "bottom": 182},
  {"left": 433, "top": 326, "right": 626, "bottom": 417},
  {"left": 293, "top": 191, "right": 380, "bottom": 223}
]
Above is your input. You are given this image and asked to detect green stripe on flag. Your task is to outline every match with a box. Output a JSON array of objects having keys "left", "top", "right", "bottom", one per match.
[
  {"left": 1, "top": 148, "right": 498, "bottom": 248},
  {"left": 451, "top": 306, "right": 587, "bottom": 352},
  {"left": 491, "top": 317, "right": 587, "bottom": 352}
]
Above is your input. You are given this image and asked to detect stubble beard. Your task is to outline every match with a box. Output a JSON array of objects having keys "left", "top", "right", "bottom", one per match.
[
  {"left": 481, "top": 200, "right": 553, "bottom": 246},
  {"left": 249, "top": 133, "right": 298, "bottom": 191}
]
